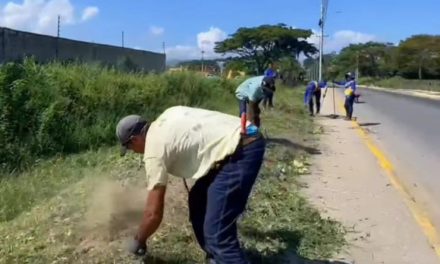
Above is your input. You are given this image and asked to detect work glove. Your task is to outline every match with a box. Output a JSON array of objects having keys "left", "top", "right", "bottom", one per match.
[{"left": 127, "top": 238, "right": 147, "bottom": 256}]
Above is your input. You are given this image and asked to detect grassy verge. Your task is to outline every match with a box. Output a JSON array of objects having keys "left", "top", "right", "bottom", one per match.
[
  {"left": 0, "top": 59, "right": 237, "bottom": 171},
  {"left": 359, "top": 76, "right": 440, "bottom": 92},
  {"left": 0, "top": 84, "right": 346, "bottom": 263}
]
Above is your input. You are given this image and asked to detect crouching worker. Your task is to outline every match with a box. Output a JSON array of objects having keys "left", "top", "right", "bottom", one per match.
[
  {"left": 117, "top": 106, "right": 266, "bottom": 264},
  {"left": 235, "top": 75, "right": 275, "bottom": 133},
  {"left": 304, "top": 80, "right": 327, "bottom": 116}
]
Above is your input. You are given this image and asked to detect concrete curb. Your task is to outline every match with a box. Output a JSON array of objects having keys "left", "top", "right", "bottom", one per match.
[{"left": 359, "top": 85, "right": 440, "bottom": 101}]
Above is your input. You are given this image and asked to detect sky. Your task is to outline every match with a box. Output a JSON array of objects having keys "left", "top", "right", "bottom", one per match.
[{"left": 0, "top": 0, "right": 439, "bottom": 62}]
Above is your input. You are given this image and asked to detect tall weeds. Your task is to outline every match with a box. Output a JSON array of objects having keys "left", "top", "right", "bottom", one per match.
[{"left": 0, "top": 59, "right": 237, "bottom": 172}]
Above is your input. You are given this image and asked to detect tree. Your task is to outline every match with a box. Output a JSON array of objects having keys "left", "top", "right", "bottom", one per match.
[
  {"left": 303, "top": 52, "right": 338, "bottom": 80},
  {"left": 396, "top": 35, "right": 440, "bottom": 79},
  {"left": 329, "top": 42, "right": 397, "bottom": 79},
  {"left": 278, "top": 56, "right": 305, "bottom": 85},
  {"left": 214, "top": 24, "right": 318, "bottom": 74}
]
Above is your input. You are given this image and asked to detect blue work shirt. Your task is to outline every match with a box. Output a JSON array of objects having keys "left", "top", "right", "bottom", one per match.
[
  {"left": 235, "top": 76, "right": 265, "bottom": 102},
  {"left": 264, "top": 68, "right": 277, "bottom": 78},
  {"left": 334, "top": 80, "right": 357, "bottom": 94},
  {"left": 304, "top": 81, "right": 327, "bottom": 104}
]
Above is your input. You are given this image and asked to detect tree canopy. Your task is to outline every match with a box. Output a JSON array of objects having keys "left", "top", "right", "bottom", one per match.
[
  {"left": 397, "top": 35, "right": 440, "bottom": 79},
  {"left": 214, "top": 24, "right": 318, "bottom": 74},
  {"left": 323, "top": 35, "right": 440, "bottom": 80}
]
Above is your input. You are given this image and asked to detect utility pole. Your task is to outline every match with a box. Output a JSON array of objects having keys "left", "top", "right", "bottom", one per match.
[
  {"left": 56, "top": 15, "right": 60, "bottom": 59},
  {"left": 57, "top": 15, "right": 61, "bottom": 37},
  {"left": 162, "top": 42, "right": 166, "bottom": 72},
  {"left": 122, "top": 31, "right": 125, "bottom": 48},
  {"left": 201, "top": 50, "right": 205, "bottom": 73},
  {"left": 318, "top": 0, "right": 327, "bottom": 82}
]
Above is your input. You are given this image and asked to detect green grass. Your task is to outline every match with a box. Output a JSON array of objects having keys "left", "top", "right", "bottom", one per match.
[
  {"left": 0, "top": 83, "right": 346, "bottom": 263},
  {"left": 359, "top": 76, "right": 440, "bottom": 92},
  {"left": 0, "top": 59, "right": 238, "bottom": 172}
]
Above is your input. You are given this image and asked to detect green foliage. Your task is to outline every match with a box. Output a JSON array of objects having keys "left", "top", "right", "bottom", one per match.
[
  {"left": 176, "top": 59, "right": 221, "bottom": 73},
  {"left": 224, "top": 58, "right": 255, "bottom": 75},
  {"left": 359, "top": 76, "right": 440, "bottom": 92},
  {"left": 215, "top": 24, "right": 317, "bottom": 74},
  {"left": 397, "top": 35, "right": 440, "bottom": 79},
  {"left": 303, "top": 53, "right": 338, "bottom": 81},
  {"left": 0, "top": 59, "right": 236, "bottom": 172},
  {"left": 328, "top": 42, "right": 397, "bottom": 80},
  {"left": 278, "top": 57, "right": 305, "bottom": 86},
  {"left": 328, "top": 35, "right": 440, "bottom": 80}
]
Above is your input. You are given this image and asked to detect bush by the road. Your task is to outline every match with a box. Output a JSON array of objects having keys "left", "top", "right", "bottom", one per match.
[
  {"left": 359, "top": 76, "right": 440, "bottom": 92},
  {"left": 0, "top": 59, "right": 237, "bottom": 172}
]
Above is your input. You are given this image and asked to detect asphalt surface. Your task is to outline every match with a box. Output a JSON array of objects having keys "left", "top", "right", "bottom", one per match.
[{"left": 347, "top": 87, "right": 440, "bottom": 229}]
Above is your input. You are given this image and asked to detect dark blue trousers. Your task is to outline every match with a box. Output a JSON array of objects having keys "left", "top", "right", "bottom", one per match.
[
  {"left": 344, "top": 95, "right": 355, "bottom": 119},
  {"left": 188, "top": 137, "right": 266, "bottom": 264}
]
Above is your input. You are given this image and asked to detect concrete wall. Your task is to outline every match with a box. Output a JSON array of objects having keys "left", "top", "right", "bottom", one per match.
[{"left": 0, "top": 27, "right": 165, "bottom": 72}]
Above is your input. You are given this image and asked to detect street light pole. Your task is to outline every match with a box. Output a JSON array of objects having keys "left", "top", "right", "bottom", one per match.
[
  {"left": 318, "top": 1, "right": 324, "bottom": 82},
  {"left": 201, "top": 50, "right": 205, "bottom": 73},
  {"left": 122, "top": 31, "right": 125, "bottom": 48}
]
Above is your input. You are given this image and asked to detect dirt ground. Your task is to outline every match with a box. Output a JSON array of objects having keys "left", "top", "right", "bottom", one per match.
[{"left": 303, "top": 90, "right": 440, "bottom": 264}]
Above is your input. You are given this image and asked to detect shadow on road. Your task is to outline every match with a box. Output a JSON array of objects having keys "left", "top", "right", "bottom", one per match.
[
  {"left": 242, "top": 227, "right": 350, "bottom": 264},
  {"left": 358, "top": 122, "right": 381, "bottom": 127},
  {"left": 267, "top": 138, "right": 321, "bottom": 155}
]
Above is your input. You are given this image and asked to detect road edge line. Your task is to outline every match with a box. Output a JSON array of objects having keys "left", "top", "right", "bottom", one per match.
[{"left": 335, "top": 95, "right": 440, "bottom": 258}]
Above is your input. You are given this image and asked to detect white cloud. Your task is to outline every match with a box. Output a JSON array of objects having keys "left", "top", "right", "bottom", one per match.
[
  {"left": 0, "top": 0, "right": 98, "bottom": 35},
  {"left": 197, "top": 27, "right": 227, "bottom": 57},
  {"left": 81, "top": 6, "right": 98, "bottom": 22},
  {"left": 150, "top": 26, "right": 164, "bottom": 36},
  {"left": 166, "top": 45, "right": 201, "bottom": 61},
  {"left": 166, "top": 27, "right": 227, "bottom": 61},
  {"left": 307, "top": 29, "right": 377, "bottom": 53}
]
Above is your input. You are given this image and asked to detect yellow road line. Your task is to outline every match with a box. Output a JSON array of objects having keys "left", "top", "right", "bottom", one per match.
[{"left": 335, "top": 95, "right": 440, "bottom": 258}]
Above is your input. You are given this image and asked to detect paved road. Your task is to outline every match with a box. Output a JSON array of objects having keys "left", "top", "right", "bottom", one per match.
[{"left": 350, "top": 87, "right": 440, "bottom": 229}]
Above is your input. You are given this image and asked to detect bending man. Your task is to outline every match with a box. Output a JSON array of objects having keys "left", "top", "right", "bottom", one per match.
[
  {"left": 117, "top": 106, "right": 266, "bottom": 264},
  {"left": 235, "top": 75, "right": 275, "bottom": 132},
  {"left": 304, "top": 80, "right": 327, "bottom": 116}
]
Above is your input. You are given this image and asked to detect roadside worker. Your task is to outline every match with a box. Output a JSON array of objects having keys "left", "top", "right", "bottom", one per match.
[
  {"left": 264, "top": 62, "right": 277, "bottom": 79},
  {"left": 116, "top": 106, "right": 266, "bottom": 264},
  {"left": 235, "top": 75, "right": 275, "bottom": 133},
  {"left": 334, "top": 72, "right": 357, "bottom": 120},
  {"left": 304, "top": 80, "right": 327, "bottom": 116},
  {"left": 263, "top": 63, "right": 277, "bottom": 109}
]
